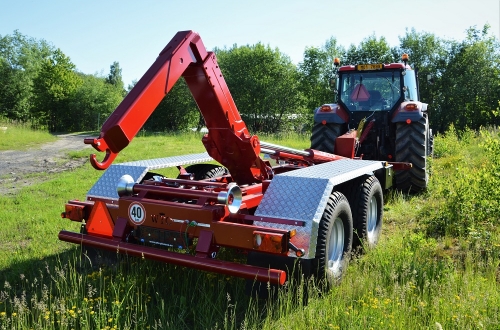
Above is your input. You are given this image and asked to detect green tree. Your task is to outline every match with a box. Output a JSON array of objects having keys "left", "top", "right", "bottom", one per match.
[
  {"left": 68, "top": 73, "right": 124, "bottom": 131},
  {"left": 0, "top": 31, "right": 52, "bottom": 122},
  {"left": 105, "top": 61, "right": 126, "bottom": 96},
  {"left": 298, "top": 37, "right": 345, "bottom": 110},
  {"left": 216, "top": 43, "right": 306, "bottom": 133},
  {"left": 32, "top": 48, "right": 82, "bottom": 131},
  {"left": 344, "top": 35, "right": 397, "bottom": 65},
  {"left": 143, "top": 79, "right": 199, "bottom": 132},
  {"left": 398, "top": 28, "right": 448, "bottom": 130},
  {"left": 437, "top": 25, "right": 500, "bottom": 131}
]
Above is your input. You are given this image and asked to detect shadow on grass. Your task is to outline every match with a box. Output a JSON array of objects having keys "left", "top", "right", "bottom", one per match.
[{"left": 0, "top": 245, "right": 313, "bottom": 329}]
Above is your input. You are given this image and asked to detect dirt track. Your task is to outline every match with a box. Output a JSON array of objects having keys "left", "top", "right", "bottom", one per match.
[{"left": 0, "top": 134, "right": 92, "bottom": 195}]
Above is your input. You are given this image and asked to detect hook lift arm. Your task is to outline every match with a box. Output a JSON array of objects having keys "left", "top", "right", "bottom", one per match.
[{"left": 84, "top": 30, "right": 270, "bottom": 185}]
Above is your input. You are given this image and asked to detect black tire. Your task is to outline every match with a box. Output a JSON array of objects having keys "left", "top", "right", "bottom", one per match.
[
  {"left": 340, "top": 175, "right": 383, "bottom": 251},
  {"left": 428, "top": 128, "right": 434, "bottom": 158},
  {"left": 395, "top": 116, "right": 429, "bottom": 193},
  {"left": 182, "top": 164, "right": 227, "bottom": 180},
  {"left": 310, "top": 122, "right": 343, "bottom": 154},
  {"left": 314, "top": 192, "right": 353, "bottom": 287}
]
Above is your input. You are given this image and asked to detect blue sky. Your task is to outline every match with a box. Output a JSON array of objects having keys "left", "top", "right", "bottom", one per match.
[{"left": 1, "top": 0, "right": 498, "bottom": 86}]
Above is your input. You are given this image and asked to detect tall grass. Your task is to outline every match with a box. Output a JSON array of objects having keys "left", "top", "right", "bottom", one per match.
[
  {"left": 0, "top": 121, "right": 56, "bottom": 151},
  {"left": 1, "top": 130, "right": 500, "bottom": 329}
]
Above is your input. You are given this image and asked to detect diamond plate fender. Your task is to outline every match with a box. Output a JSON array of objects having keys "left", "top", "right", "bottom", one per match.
[
  {"left": 87, "top": 152, "right": 214, "bottom": 200},
  {"left": 254, "top": 159, "right": 385, "bottom": 259}
]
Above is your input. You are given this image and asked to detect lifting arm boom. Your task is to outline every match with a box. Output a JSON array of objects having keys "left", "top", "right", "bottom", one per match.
[{"left": 84, "top": 30, "right": 270, "bottom": 185}]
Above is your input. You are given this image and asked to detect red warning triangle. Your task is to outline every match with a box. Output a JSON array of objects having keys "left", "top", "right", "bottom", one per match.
[
  {"left": 86, "top": 201, "right": 114, "bottom": 238},
  {"left": 350, "top": 84, "right": 370, "bottom": 102}
]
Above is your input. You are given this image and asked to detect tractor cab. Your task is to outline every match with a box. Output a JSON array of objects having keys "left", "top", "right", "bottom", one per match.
[{"left": 337, "top": 62, "right": 419, "bottom": 112}]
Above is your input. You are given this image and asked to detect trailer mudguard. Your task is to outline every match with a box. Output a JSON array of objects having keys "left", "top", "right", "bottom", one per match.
[{"left": 254, "top": 159, "right": 388, "bottom": 258}]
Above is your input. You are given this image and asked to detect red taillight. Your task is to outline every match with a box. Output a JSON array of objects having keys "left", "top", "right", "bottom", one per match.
[
  {"left": 62, "top": 203, "right": 86, "bottom": 221},
  {"left": 404, "top": 103, "right": 418, "bottom": 111},
  {"left": 320, "top": 105, "right": 333, "bottom": 112},
  {"left": 406, "top": 119, "right": 412, "bottom": 124},
  {"left": 253, "top": 231, "right": 285, "bottom": 254}
]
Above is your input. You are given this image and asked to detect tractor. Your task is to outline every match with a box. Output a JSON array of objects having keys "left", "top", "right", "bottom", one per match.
[{"left": 311, "top": 55, "right": 432, "bottom": 193}]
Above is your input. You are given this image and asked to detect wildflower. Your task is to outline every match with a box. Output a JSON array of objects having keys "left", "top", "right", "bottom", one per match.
[
  {"left": 108, "top": 318, "right": 113, "bottom": 323},
  {"left": 11, "top": 312, "right": 17, "bottom": 317},
  {"left": 0, "top": 312, "right": 6, "bottom": 317}
]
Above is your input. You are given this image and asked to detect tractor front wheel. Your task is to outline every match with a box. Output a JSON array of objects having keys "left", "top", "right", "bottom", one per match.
[{"left": 314, "top": 192, "right": 353, "bottom": 287}]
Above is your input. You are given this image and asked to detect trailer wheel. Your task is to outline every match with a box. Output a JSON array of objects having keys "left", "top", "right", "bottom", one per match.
[
  {"left": 314, "top": 192, "right": 353, "bottom": 286},
  {"left": 340, "top": 175, "right": 383, "bottom": 251},
  {"left": 183, "top": 164, "right": 228, "bottom": 180},
  {"left": 310, "top": 122, "right": 343, "bottom": 154},
  {"left": 395, "top": 116, "right": 429, "bottom": 193}
]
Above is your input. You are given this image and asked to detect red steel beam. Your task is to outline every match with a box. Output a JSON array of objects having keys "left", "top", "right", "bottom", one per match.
[{"left": 59, "top": 230, "right": 286, "bottom": 285}]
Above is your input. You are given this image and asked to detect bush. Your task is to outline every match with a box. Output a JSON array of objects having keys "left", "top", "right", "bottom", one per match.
[{"left": 420, "top": 128, "right": 500, "bottom": 245}]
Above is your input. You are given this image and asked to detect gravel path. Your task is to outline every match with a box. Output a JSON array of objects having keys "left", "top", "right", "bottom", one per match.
[{"left": 0, "top": 134, "right": 92, "bottom": 195}]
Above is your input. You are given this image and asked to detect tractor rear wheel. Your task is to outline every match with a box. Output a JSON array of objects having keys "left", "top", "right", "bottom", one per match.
[
  {"left": 428, "top": 128, "right": 434, "bottom": 158},
  {"left": 314, "top": 192, "right": 353, "bottom": 287},
  {"left": 183, "top": 164, "right": 227, "bottom": 180},
  {"left": 395, "top": 116, "right": 429, "bottom": 193},
  {"left": 340, "top": 175, "right": 383, "bottom": 251},
  {"left": 310, "top": 122, "right": 343, "bottom": 154}
]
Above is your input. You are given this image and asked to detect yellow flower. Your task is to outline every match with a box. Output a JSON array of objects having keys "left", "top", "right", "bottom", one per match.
[
  {"left": 0, "top": 312, "right": 6, "bottom": 317},
  {"left": 11, "top": 312, "right": 17, "bottom": 317},
  {"left": 108, "top": 318, "right": 113, "bottom": 323}
]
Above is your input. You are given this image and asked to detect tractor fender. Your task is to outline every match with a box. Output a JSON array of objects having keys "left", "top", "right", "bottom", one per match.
[
  {"left": 391, "top": 101, "right": 427, "bottom": 123},
  {"left": 313, "top": 103, "right": 349, "bottom": 124}
]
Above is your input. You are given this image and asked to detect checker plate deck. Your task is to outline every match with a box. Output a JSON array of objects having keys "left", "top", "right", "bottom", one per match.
[{"left": 87, "top": 152, "right": 213, "bottom": 200}]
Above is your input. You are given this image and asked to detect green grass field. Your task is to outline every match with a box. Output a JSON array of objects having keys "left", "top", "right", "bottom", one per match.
[
  {"left": 0, "top": 127, "right": 499, "bottom": 329},
  {"left": 0, "top": 123, "right": 57, "bottom": 151}
]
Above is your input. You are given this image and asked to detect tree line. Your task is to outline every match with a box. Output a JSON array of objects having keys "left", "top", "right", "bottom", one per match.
[{"left": 1, "top": 25, "right": 499, "bottom": 133}]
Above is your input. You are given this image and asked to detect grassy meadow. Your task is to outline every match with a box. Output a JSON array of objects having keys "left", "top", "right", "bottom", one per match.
[
  {"left": 0, "top": 122, "right": 56, "bottom": 151},
  {"left": 0, "top": 126, "right": 499, "bottom": 329}
]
